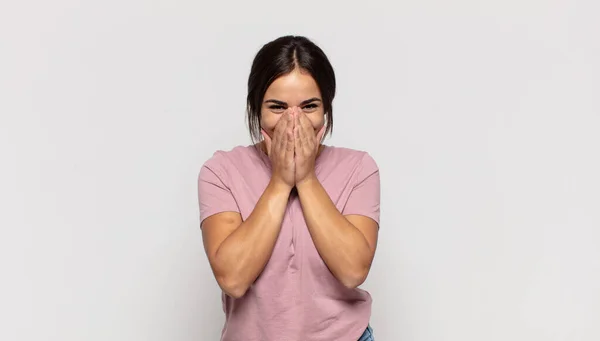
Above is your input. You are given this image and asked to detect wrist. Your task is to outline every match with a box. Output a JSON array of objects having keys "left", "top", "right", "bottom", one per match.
[
  {"left": 296, "top": 173, "right": 318, "bottom": 191},
  {"left": 268, "top": 178, "right": 294, "bottom": 195}
]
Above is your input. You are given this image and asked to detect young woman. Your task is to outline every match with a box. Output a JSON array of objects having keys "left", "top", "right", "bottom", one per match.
[{"left": 198, "top": 35, "right": 380, "bottom": 341}]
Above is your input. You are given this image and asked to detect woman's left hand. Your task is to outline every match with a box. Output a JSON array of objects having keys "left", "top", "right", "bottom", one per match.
[{"left": 293, "top": 107, "right": 325, "bottom": 186}]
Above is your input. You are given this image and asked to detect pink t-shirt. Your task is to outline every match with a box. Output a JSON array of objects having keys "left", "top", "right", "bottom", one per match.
[{"left": 197, "top": 144, "right": 380, "bottom": 341}]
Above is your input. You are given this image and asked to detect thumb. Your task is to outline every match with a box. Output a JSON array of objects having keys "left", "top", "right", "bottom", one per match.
[{"left": 260, "top": 129, "right": 272, "bottom": 156}]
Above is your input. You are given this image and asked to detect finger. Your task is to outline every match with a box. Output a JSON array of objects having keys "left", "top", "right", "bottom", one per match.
[
  {"left": 281, "top": 118, "right": 294, "bottom": 165},
  {"left": 275, "top": 110, "right": 291, "bottom": 152},
  {"left": 294, "top": 109, "right": 301, "bottom": 134},
  {"left": 299, "top": 112, "right": 315, "bottom": 138},
  {"left": 260, "top": 129, "right": 272, "bottom": 156},
  {"left": 298, "top": 113, "right": 313, "bottom": 148},
  {"left": 290, "top": 109, "right": 298, "bottom": 153},
  {"left": 294, "top": 124, "right": 302, "bottom": 156},
  {"left": 286, "top": 110, "right": 297, "bottom": 146},
  {"left": 297, "top": 112, "right": 312, "bottom": 152},
  {"left": 286, "top": 125, "right": 294, "bottom": 156},
  {"left": 275, "top": 110, "right": 289, "bottom": 133},
  {"left": 288, "top": 109, "right": 301, "bottom": 159}
]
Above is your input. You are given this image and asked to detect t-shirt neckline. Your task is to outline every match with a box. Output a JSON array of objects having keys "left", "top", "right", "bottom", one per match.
[{"left": 252, "top": 143, "right": 331, "bottom": 173}]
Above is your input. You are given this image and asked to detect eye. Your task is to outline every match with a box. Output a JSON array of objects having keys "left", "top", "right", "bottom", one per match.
[
  {"left": 268, "top": 105, "right": 286, "bottom": 113},
  {"left": 302, "top": 103, "right": 319, "bottom": 112}
]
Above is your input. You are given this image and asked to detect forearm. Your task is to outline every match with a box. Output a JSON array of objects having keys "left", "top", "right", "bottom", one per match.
[
  {"left": 296, "top": 177, "right": 373, "bottom": 288},
  {"left": 214, "top": 180, "right": 291, "bottom": 294}
]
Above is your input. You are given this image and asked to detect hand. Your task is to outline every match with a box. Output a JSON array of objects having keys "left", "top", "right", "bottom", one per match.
[
  {"left": 292, "top": 107, "right": 325, "bottom": 186},
  {"left": 261, "top": 109, "right": 296, "bottom": 191}
]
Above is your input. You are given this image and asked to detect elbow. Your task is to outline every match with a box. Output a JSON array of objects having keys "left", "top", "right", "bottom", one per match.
[
  {"left": 211, "top": 254, "right": 249, "bottom": 298},
  {"left": 224, "top": 287, "right": 248, "bottom": 299},
  {"left": 339, "top": 267, "right": 369, "bottom": 289},
  {"left": 216, "top": 274, "right": 249, "bottom": 299}
]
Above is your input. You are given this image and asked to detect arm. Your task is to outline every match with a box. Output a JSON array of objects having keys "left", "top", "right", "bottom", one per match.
[
  {"left": 296, "top": 176, "right": 379, "bottom": 289},
  {"left": 201, "top": 179, "right": 291, "bottom": 298},
  {"left": 199, "top": 110, "right": 296, "bottom": 298},
  {"left": 291, "top": 109, "right": 380, "bottom": 289}
]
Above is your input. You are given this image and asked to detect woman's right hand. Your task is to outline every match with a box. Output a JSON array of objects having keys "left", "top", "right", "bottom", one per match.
[{"left": 261, "top": 110, "right": 295, "bottom": 191}]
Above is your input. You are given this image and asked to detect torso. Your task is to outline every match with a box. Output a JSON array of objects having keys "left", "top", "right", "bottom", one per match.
[{"left": 204, "top": 144, "right": 374, "bottom": 341}]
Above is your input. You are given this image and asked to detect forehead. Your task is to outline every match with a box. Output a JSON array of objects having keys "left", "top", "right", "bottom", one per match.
[{"left": 263, "top": 69, "right": 322, "bottom": 103}]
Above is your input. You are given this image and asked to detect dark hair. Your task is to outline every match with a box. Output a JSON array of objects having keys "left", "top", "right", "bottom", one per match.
[{"left": 246, "top": 35, "right": 336, "bottom": 143}]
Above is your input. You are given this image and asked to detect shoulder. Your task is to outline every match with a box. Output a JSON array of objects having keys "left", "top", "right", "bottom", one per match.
[
  {"left": 201, "top": 144, "right": 265, "bottom": 178},
  {"left": 324, "top": 145, "right": 379, "bottom": 171}
]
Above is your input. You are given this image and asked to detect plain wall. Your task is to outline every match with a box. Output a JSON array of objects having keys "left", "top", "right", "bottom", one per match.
[{"left": 1, "top": 0, "right": 599, "bottom": 340}]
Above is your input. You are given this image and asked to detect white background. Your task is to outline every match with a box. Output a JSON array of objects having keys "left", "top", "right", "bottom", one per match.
[{"left": 1, "top": 0, "right": 599, "bottom": 340}]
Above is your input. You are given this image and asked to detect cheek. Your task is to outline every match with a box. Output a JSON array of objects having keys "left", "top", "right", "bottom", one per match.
[
  {"left": 308, "top": 115, "right": 325, "bottom": 131},
  {"left": 260, "top": 113, "right": 280, "bottom": 136}
]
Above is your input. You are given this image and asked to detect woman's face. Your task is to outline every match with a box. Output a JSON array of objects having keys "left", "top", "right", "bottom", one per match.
[{"left": 260, "top": 68, "right": 325, "bottom": 138}]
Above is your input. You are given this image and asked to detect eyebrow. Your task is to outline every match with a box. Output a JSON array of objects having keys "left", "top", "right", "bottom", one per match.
[{"left": 264, "top": 98, "right": 322, "bottom": 106}]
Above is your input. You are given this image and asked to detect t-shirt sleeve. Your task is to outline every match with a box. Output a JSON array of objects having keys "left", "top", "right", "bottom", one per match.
[
  {"left": 197, "top": 154, "right": 240, "bottom": 227},
  {"left": 342, "top": 152, "right": 381, "bottom": 225}
]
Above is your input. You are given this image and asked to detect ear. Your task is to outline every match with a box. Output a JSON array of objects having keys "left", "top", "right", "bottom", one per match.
[
  {"left": 316, "top": 124, "right": 326, "bottom": 143},
  {"left": 322, "top": 115, "right": 329, "bottom": 138}
]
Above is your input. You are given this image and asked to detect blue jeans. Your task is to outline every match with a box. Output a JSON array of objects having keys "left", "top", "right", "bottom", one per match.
[{"left": 358, "top": 325, "right": 374, "bottom": 341}]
